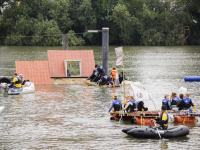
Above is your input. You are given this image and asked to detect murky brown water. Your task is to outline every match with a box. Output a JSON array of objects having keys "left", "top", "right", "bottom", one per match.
[{"left": 0, "top": 46, "right": 200, "bottom": 149}]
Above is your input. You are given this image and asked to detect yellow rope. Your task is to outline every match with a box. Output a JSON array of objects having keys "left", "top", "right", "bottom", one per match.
[
  {"left": 68, "top": 62, "right": 80, "bottom": 76},
  {"left": 183, "top": 117, "right": 185, "bottom": 124}
]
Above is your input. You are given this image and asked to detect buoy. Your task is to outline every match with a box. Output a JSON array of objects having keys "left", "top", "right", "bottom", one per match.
[
  {"left": 134, "top": 117, "right": 154, "bottom": 125},
  {"left": 174, "top": 116, "right": 197, "bottom": 123},
  {"left": 184, "top": 76, "right": 200, "bottom": 81}
]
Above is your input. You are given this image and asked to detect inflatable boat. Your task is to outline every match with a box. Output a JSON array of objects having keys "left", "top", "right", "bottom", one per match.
[
  {"left": 122, "top": 125, "right": 189, "bottom": 138},
  {"left": 0, "top": 82, "right": 35, "bottom": 95}
]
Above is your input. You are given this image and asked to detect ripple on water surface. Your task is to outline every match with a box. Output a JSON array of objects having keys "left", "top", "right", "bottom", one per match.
[{"left": 1, "top": 46, "right": 200, "bottom": 149}]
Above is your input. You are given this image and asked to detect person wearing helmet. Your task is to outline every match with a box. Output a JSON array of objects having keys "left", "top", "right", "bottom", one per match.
[
  {"left": 108, "top": 96, "right": 121, "bottom": 112},
  {"left": 151, "top": 105, "right": 169, "bottom": 130}
]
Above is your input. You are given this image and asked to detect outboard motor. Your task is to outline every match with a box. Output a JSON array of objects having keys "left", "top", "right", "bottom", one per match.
[{"left": 0, "top": 77, "right": 12, "bottom": 94}]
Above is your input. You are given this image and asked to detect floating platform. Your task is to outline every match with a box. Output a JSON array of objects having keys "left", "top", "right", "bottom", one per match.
[
  {"left": 184, "top": 76, "right": 200, "bottom": 81},
  {"left": 110, "top": 110, "right": 198, "bottom": 124},
  {"left": 86, "top": 80, "right": 120, "bottom": 88}
]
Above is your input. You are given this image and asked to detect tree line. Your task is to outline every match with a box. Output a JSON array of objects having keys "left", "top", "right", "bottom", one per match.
[{"left": 0, "top": 0, "right": 199, "bottom": 46}]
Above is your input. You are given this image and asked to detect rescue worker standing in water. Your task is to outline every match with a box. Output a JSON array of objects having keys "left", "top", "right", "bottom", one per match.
[
  {"left": 7, "top": 72, "right": 22, "bottom": 88},
  {"left": 108, "top": 96, "right": 121, "bottom": 112},
  {"left": 152, "top": 105, "right": 169, "bottom": 130}
]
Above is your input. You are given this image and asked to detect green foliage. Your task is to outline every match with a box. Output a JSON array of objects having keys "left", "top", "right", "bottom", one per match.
[
  {"left": 0, "top": 0, "right": 200, "bottom": 46},
  {"left": 112, "top": 4, "right": 141, "bottom": 45},
  {"left": 67, "top": 30, "right": 85, "bottom": 46}
]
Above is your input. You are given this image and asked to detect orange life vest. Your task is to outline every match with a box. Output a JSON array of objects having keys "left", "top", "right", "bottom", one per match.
[{"left": 111, "top": 70, "right": 118, "bottom": 79}]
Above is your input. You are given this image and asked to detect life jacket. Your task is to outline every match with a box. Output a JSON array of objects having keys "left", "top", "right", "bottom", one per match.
[
  {"left": 103, "top": 75, "right": 107, "bottom": 79},
  {"left": 128, "top": 100, "right": 136, "bottom": 112},
  {"left": 97, "top": 66, "right": 105, "bottom": 74},
  {"left": 111, "top": 70, "right": 118, "bottom": 79},
  {"left": 160, "top": 113, "right": 169, "bottom": 127},
  {"left": 113, "top": 99, "right": 121, "bottom": 111},
  {"left": 15, "top": 76, "right": 22, "bottom": 84},
  {"left": 182, "top": 97, "right": 192, "bottom": 108},
  {"left": 162, "top": 98, "right": 171, "bottom": 110},
  {"left": 171, "top": 97, "right": 179, "bottom": 106}
]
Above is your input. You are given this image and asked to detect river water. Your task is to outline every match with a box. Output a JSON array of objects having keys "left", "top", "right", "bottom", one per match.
[{"left": 0, "top": 46, "right": 200, "bottom": 149}]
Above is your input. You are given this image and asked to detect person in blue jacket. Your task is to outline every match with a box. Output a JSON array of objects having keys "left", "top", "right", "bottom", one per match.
[
  {"left": 162, "top": 94, "right": 171, "bottom": 110},
  {"left": 170, "top": 92, "right": 179, "bottom": 109},
  {"left": 108, "top": 96, "right": 121, "bottom": 112},
  {"left": 136, "top": 101, "right": 148, "bottom": 111},
  {"left": 95, "top": 64, "right": 105, "bottom": 76},
  {"left": 98, "top": 73, "right": 109, "bottom": 85},
  {"left": 181, "top": 93, "right": 195, "bottom": 112},
  {"left": 122, "top": 96, "right": 136, "bottom": 112},
  {"left": 119, "top": 72, "right": 128, "bottom": 84}
]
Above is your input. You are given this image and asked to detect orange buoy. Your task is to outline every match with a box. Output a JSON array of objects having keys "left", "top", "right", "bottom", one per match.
[
  {"left": 134, "top": 117, "right": 155, "bottom": 125},
  {"left": 174, "top": 116, "right": 197, "bottom": 123}
]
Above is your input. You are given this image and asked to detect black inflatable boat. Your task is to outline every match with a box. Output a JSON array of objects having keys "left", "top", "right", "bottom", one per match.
[{"left": 122, "top": 125, "right": 189, "bottom": 138}]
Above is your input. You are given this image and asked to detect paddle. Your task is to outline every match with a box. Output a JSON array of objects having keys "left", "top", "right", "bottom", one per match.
[
  {"left": 119, "top": 111, "right": 123, "bottom": 123},
  {"left": 153, "top": 121, "right": 161, "bottom": 139}
]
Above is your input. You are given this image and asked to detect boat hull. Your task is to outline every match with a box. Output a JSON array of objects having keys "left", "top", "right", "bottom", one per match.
[{"left": 123, "top": 125, "right": 189, "bottom": 138}]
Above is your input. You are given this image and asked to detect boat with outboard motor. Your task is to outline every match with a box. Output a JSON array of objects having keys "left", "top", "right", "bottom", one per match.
[
  {"left": 0, "top": 81, "right": 35, "bottom": 95},
  {"left": 122, "top": 125, "right": 189, "bottom": 138}
]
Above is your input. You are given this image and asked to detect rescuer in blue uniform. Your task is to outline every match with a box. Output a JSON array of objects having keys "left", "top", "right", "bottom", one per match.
[
  {"left": 162, "top": 94, "right": 171, "bottom": 110},
  {"left": 152, "top": 105, "right": 169, "bottom": 130},
  {"left": 122, "top": 96, "right": 136, "bottom": 112},
  {"left": 108, "top": 96, "right": 121, "bottom": 112},
  {"left": 181, "top": 92, "right": 195, "bottom": 112},
  {"left": 95, "top": 64, "right": 105, "bottom": 76},
  {"left": 88, "top": 70, "right": 99, "bottom": 82},
  {"left": 98, "top": 73, "right": 108, "bottom": 85}
]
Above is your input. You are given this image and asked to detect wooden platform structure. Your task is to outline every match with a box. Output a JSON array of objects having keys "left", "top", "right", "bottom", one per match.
[
  {"left": 15, "top": 50, "right": 95, "bottom": 85},
  {"left": 86, "top": 80, "right": 120, "bottom": 88},
  {"left": 110, "top": 110, "right": 199, "bottom": 124}
]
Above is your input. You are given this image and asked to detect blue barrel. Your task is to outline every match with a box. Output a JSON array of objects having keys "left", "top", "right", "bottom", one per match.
[{"left": 184, "top": 76, "right": 200, "bottom": 81}]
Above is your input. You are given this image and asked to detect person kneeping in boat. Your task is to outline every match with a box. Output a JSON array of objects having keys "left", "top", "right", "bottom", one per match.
[
  {"left": 152, "top": 105, "right": 169, "bottom": 130},
  {"left": 122, "top": 96, "right": 137, "bottom": 113},
  {"left": 108, "top": 96, "right": 121, "bottom": 112},
  {"left": 162, "top": 94, "right": 171, "bottom": 110},
  {"left": 6, "top": 72, "right": 22, "bottom": 89}
]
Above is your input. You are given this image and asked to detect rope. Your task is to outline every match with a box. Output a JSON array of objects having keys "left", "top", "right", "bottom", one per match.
[{"left": 68, "top": 62, "right": 80, "bottom": 76}]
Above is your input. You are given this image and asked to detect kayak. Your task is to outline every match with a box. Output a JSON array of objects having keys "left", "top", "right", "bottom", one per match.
[{"left": 122, "top": 125, "right": 189, "bottom": 138}]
